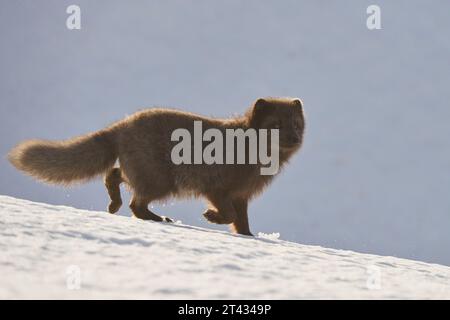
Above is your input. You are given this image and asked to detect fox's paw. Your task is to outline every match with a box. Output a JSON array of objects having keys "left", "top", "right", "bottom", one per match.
[
  {"left": 203, "top": 209, "right": 231, "bottom": 224},
  {"left": 108, "top": 200, "right": 122, "bottom": 214},
  {"left": 162, "top": 216, "right": 174, "bottom": 223}
]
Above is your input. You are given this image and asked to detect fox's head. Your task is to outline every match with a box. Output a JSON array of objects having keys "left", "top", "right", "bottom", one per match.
[{"left": 249, "top": 97, "right": 305, "bottom": 151}]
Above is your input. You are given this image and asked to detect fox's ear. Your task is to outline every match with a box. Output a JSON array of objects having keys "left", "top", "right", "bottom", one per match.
[
  {"left": 254, "top": 98, "right": 267, "bottom": 109},
  {"left": 250, "top": 98, "right": 270, "bottom": 127},
  {"left": 292, "top": 98, "right": 303, "bottom": 109}
]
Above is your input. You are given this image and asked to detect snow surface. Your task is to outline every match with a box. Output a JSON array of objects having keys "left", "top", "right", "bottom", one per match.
[{"left": 1, "top": 195, "right": 449, "bottom": 299}]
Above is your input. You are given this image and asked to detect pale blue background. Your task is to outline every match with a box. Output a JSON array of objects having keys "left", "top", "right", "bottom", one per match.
[{"left": 1, "top": 1, "right": 450, "bottom": 265}]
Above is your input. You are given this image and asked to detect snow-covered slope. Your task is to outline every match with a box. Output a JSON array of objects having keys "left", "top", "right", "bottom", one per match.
[{"left": 1, "top": 196, "right": 449, "bottom": 299}]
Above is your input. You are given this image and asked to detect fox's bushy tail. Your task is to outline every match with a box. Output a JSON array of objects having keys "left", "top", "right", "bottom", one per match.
[{"left": 8, "top": 129, "right": 118, "bottom": 185}]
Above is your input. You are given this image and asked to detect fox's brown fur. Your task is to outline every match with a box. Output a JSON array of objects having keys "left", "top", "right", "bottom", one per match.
[{"left": 8, "top": 97, "right": 305, "bottom": 235}]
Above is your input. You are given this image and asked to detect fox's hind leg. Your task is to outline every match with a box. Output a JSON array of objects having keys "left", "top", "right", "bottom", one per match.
[
  {"left": 118, "top": 148, "right": 174, "bottom": 222},
  {"left": 104, "top": 167, "right": 123, "bottom": 213},
  {"left": 129, "top": 195, "right": 173, "bottom": 222}
]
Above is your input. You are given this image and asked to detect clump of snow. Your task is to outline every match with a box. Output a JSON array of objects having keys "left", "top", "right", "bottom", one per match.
[
  {"left": 257, "top": 232, "right": 281, "bottom": 240},
  {"left": 0, "top": 195, "right": 449, "bottom": 299}
]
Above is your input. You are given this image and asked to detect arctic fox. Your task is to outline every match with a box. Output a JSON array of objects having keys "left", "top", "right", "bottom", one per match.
[{"left": 8, "top": 97, "right": 305, "bottom": 235}]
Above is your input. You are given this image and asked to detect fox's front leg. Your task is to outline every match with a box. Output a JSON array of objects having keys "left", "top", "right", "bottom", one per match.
[
  {"left": 231, "top": 199, "right": 253, "bottom": 236},
  {"left": 203, "top": 196, "right": 237, "bottom": 225},
  {"left": 203, "top": 197, "right": 253, "bottom": 236}
]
